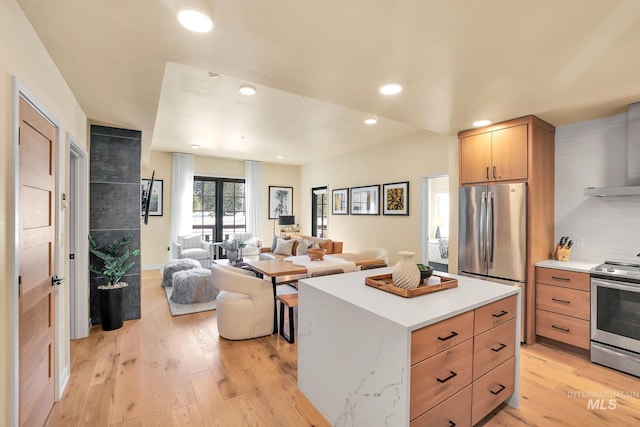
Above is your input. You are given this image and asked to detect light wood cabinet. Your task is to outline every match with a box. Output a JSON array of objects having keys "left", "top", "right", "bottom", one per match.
[
  {"left": 411, "top": 310, "right": 474, "bottom": 364},
  {"left": 410, "top": 386, "right": 472, "bottom": 427},
  {"left": 410, "top": 295, "right": 517, "bottom": 426},
  {"left": 459, "top": 116, "right": 556, "bottom": 344},
  {"left": 535, "top": 267, "right": 590, "bottom": 350},
  {"left": 459, "top": 124, "right": 527, "bottom": 185}
]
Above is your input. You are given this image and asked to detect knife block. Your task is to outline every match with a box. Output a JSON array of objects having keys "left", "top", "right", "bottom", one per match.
[{"left": 555, "top": 245, "right": 571, "bottom": 262}]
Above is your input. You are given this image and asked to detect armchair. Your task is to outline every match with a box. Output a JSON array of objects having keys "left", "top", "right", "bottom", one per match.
[
  {"left": 229, "top": 232, "right": 263, "bottom": 259},
  {"left": 211, "top": 264, "right": 274, "bottom": 340},
  {"left": 172, "top": 234, "right": 214, "bottom": 268}
]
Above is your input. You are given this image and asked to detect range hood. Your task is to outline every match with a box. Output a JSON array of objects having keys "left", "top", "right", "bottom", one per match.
[{"left": 584, "top": 102, "right": 640, "bottom": 197}]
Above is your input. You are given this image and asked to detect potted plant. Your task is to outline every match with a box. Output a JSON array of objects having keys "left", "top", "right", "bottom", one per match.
[
  {"left": 89, "top": 233, "right": 140, "bottom": 331},
  {"left": 219, "top": 238, "right": 246, "bottom": 264}
]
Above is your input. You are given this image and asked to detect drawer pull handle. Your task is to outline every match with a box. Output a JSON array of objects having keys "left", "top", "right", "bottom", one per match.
[
  {"left": 491, "top": 343, "right": 507, "bottom": 352},
  {"left": 552, "top": 297, "right": 571, "bottom": 304},
  {"left": 490, "top": 384, "right": 506, "bottom": 395},
  {"left": 551, "top": 276, "right": 570, "bottom": 282},
  {"left": 437, "top": 370, "right": 458, "bottom": 384},
  {"left": 552, "top": 325, "right": 570, "bottom": 333},
  {"left": 438, "top": 331, "right": 459, "bottom": 341},
  {"left": 449, "top": 421, "right": 456, "bottom": 427},
  {"left": 492, "top": 310, "right": 508, "bottom": 318}
]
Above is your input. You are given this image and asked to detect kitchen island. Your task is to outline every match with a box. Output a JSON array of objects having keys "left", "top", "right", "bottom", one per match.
[{"left": 297, "top": 268, "right": 520, "bottom": 427}]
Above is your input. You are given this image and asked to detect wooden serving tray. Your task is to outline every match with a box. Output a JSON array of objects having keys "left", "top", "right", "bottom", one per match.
[{"left": 365, "top": 273, "right": 458, "bottom": 298}]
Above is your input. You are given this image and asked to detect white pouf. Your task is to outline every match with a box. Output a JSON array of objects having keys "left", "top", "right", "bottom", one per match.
[
  {"left": 162, "top": 258, "right": 201, "bottom": 287},
  {"left": 171, "top": 268, "right": 219, "bottom": 304}
]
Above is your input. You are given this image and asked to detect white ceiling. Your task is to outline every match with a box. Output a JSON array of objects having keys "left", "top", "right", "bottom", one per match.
[{"left": 16, "top": 0, "right": 640, "bottom": 165}]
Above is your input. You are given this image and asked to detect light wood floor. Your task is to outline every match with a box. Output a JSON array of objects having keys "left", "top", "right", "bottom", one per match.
[{"left": 46, "top": 270, "right": 640, "bottom": 426}]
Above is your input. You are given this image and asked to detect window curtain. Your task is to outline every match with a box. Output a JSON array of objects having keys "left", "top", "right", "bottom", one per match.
[
  {"left": 245, "top": 161, "right": 263, "bottom": 239},
  {"left": 170, "top": 153, "right": 194, "bottom": 258}
]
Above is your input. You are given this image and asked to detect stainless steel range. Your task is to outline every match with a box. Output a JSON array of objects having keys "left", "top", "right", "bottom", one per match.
[{"left": 591, "top": 261, "right": 640, "bottom": 377}]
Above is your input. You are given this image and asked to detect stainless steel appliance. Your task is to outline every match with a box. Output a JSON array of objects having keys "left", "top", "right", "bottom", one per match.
[
  {"left": 590, "top": 261, "right": 640, "bottom": 377},
  {"left": 458, "top": 183, "right": 527, "bottom": 338}
]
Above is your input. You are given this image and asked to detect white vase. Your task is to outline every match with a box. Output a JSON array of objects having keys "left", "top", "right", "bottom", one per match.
[{"left": 392, "top": 251, "right": 421, "bottom": 289}]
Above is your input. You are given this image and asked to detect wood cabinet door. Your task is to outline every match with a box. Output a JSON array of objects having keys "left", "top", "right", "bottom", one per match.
[
  {"left": 460, "top": 132, "right": 492, "bottom": 184},
  {"left": 490, "top": 124, "right": 528, "bottom": 181}
]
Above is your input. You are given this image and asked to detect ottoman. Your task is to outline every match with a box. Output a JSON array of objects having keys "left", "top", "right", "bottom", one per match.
[
  {"left": 171, "top": 268, "right": 219, "bottom": 304},
  {"left": 162, "top": 258, "right": 201, "bottom": 287}
]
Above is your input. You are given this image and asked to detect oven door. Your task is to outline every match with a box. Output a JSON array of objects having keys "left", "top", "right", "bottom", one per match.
[{"left": 591, "top": 277, "right": 640, "bottom": 354}]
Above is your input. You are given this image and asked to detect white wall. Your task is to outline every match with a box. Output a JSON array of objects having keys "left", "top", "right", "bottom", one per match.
[
  {"left": 300, "top": 130, "right": 457, "bottom": 265},
  {"left": 555, "top": 112, "right": 640, "bottom": 264},
  {"left": 1, "top": 1, "right": 89, "bottom": 424}
]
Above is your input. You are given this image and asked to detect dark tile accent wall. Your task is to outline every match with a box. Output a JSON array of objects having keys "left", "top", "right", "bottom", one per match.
[{"left": 89, "top": 125, "right": 142, "bottom": 324}]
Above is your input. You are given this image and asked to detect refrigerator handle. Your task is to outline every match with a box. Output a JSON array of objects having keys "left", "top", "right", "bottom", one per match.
[
  {"left": 480, "top": 191, "right": 486, "bottom": 266},
  {"left": 488, "top": 191, "right": 494, "bottom": 268}
]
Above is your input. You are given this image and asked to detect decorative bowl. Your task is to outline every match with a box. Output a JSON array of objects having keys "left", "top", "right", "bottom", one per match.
[
  {"left": 417, "top": 264, "right": 434, "bottom": 280},
  {"left": 306, "top": 248, "right": 326, "bottom": 261}
]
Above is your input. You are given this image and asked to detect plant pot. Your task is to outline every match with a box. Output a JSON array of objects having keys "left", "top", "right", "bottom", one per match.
[{"left": 97, "top": 284, "right": 127, "bottom": 331}]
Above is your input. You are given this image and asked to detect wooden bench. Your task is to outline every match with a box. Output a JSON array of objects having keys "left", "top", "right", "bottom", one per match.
[{"left": 276, "top": 293, "right": 298, "bottom": 343}]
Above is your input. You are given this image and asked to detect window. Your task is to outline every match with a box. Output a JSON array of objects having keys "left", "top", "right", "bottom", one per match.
[
  {"left": 311, "top": 187, "right": 327, "bottom": 237},
  {"left": 192, "top": 177, "right": 246, "bottom": 250}
]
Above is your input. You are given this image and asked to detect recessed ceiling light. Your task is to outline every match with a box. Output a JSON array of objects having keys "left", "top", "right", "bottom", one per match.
[
  {"left": 177, "top": 9, "right": 213, "bottom": 33},
  {"left": 239, "top": 85, "right": 256, "bottom": 95},
  {"left": 364, "top": 117, "right": 378, "bottom": 125},
  {"left": 379, "top": 83, "right": 403, "bottom": 95},
  {"left": 190, "top": 144, "right": 200, "bottom": 149},
  {"left": 276, "top": 155, "right": 284, "bottom": 159},
  {"left": 472, "top": 119, "right": 492, "bottom": 127}
]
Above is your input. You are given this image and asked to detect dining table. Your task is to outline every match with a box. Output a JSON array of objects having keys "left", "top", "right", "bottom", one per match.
[{"left": 242, "top": 254, "right": 386, "bottom": 334}]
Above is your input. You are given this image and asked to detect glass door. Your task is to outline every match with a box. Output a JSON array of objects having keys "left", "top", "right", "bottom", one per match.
[{"left": 311, "top": 187, "right": 327, "bottom": 237}]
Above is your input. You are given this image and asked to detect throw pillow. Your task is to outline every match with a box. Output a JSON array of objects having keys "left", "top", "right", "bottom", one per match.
[
  {"left": 274, "top": 238, "right": 295, "bottom": 256},
  {"left": 296, "top": 239, "right": 311, "bottom": 256},
  {"left": 270, "top": 236, "right": 279, "bottom": 252},
  {"left": 318, "top": 239, "right": 333, "bottom": 252}
]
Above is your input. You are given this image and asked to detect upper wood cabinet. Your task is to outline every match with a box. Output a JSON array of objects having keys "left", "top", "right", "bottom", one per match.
[{"left": 459, "top": 124, "right": 527, "bottom": 185}]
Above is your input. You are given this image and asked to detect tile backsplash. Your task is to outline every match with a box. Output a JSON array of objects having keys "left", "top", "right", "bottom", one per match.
[{"left": 555, "top": 113, "right": 640, "bottom": 264}]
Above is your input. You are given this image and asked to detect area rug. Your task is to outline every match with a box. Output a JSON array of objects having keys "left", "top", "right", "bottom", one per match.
[{"left": 163, "top": 286, "right": 217, "bottom": 316}]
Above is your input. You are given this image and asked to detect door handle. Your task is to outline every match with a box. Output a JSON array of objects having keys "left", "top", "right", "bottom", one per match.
[
  {"left": 491, "top": 343, "right": 507, "bottom": 352},
  {"left": 437, "top": 331, "right": 459, "bottom": 341},
  {"left": 51, "top": 275, "right": 64, "bottom": 286},
  {"left": 490, "top": 384, "right": 506, "bottom": 395}
]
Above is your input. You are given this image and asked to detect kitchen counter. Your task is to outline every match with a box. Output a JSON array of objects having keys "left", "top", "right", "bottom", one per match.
[
  {"left": 535, "top": 259, "right": 598, "bottom": 273},
  {"left": 297, "top": 268, "right": 520, "bottom": 426}
]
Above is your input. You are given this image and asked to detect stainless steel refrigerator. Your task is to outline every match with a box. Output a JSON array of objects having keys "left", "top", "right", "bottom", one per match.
[{"left": 458, "top": 182, "right": 526, "bottom": 339}]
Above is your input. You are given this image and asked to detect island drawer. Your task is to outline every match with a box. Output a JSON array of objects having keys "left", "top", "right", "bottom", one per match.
[
  {"left": 474, "top": 295, "right": 517, "bottom": 335},
  {"left": 410, "top": 385, "right": 471, "bottom": 427},
  {"left": 536, "top": 267, "right": 589, "bottom": 291},
  {"left": 473, "top": 319, "right": 516, "bottom": 380},
  {"left": 536, "top": 309, "right": 590, "bottom": 349},
  {"left": 411, "top": 310, "right": 474, "bottom": 364},
  {"left": 536, "top": 283, "right": 589, "bottom": 320},
  {"left": 471, "top": 357, "right": 515, "bottom": 425},
  {"left": 410, "top": 339, "right": 473, "bottom": 420}
]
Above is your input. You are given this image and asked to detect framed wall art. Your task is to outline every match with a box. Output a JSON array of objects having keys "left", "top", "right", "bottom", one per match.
[
  {"left": 332, "top": 188, "right": 349, "bottom": 215},
  {"left": 141, "top": 178, "right": 163, "bottom": 216},
  {"left": 268, "top": 186, "right": 293, "bottom": 219},
  {"left": 350, "top": 185, "right": 380, "bottom": 215},
  {"left": 383, "top": 181, "right": 409, "bottom": 215},
  {"left": 382, "top": 181, "right": 409, "bottom": 216}
]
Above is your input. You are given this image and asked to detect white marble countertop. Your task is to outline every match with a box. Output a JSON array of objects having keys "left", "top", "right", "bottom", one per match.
[
  {"left": 299, "top": 267, "right": 519, "bottom": 331},
  {"left": 535, "top": 259, "right": 598, "bottom": 273}
]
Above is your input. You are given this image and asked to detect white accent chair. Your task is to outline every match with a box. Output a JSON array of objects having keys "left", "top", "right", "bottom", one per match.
[
  {"left": 211, "top": 264, "right": 274, "bottom": 340},
  {"left": 229, "top": 232, "right": 263, "bottom": 259},
  {"left": 172, "top": 234, "right": 214, "bottom": 268}
]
